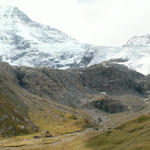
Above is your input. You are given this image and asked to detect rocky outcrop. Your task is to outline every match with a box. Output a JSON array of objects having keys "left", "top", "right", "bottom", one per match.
[
  {"left": 91, "top": 99, "right": 129, "bottom": 114},
  {"left": 79, "top": 63, "right": 145, "bottom": 95}
]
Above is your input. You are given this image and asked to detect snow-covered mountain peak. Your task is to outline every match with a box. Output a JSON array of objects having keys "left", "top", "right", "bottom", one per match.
[
  {"left": 0, "top": 5, "right": 89, "bottom": 68},
  {"left": 111, "top": 34, "right": 150, "bottom": 75},
  {"left": 1, "top": 6, "right": 150, "bottom": 75},
  {"left": 0, "top": 5, "right": 16, "bottom": 15},
  {"left": 0, "top": 5, "right": 31, "bottom": 23},
  {"left": 124, "top": 34, "right": 150, "bottom": 47}
]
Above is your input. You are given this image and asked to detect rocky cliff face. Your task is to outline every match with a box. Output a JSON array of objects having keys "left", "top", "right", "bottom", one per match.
[
  {"left": 80, "top": 63, "right": 145, "bottom": 95},
  {"left": 13, "top": 62, "right": 147, "bottom": 108}
]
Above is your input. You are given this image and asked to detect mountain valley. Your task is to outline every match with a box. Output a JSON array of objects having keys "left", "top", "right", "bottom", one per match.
[
  {"left": 1, "top": 5, "right": 150, "bottom": 150},
  {"left": 0, "top": 62, "right": 150, "bottom": 149}
]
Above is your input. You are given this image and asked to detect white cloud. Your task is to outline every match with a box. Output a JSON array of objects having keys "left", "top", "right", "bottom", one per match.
[
  {"left": 0, "top": 0, "right": 150, "bottom": 46},
  {"left": 0, "top": 0, "right": 17, "bottom": 5},
  {"left": 77, "top": 0, "right": 98, "bottom": 4}
]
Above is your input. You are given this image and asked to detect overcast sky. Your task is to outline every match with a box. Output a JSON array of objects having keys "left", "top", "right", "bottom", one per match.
[{"left": 0, "top": 0, "right": 150, "bottom": 46}]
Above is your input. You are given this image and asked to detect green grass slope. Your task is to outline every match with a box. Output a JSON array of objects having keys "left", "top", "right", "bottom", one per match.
[
  {"left": 0, "top": 91, "right": 37, "bottom": 137},
  {"left": 87, "top": 114, "right": 150, "bottom": 150},
  {"left": 0, "top": 63, "right": 38, "bottom": 137}
]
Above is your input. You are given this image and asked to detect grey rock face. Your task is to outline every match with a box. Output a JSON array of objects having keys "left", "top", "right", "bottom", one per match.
[
  {"left": 92, "top": 99, "right": 129, "bottom": 114},
  {"left": 13, "top": 62, "right": 147, "bottom": 108}
]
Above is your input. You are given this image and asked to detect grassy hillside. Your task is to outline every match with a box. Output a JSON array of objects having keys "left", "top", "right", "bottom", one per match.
[
  {"left": 24, "top": 92, "right": 89, "bottom": 136},
  {"left": 0, "top": 63, "right": 37, "bottom": 137},
  {"left": 87, "top": 114, "right": 150, "bottom": 150},
  {"left": 3, "top": 114, "right": 150, "bottom": 150},
  {"left": 0, "top": 91, "right": 36, "bottom": 137},
  {"left": 0, "top": 83, "right": 88, "bottom": 138}
]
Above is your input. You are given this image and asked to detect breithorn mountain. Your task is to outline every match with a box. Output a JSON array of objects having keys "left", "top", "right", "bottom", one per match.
[{"left": 0, "top": 5, "right": 150, "bottom": 75}]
